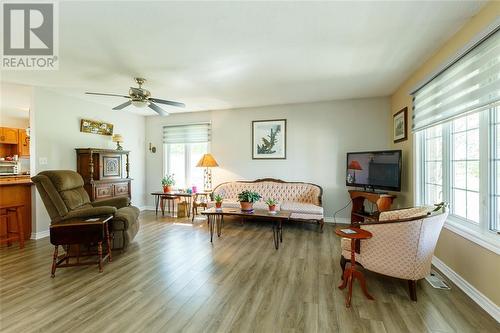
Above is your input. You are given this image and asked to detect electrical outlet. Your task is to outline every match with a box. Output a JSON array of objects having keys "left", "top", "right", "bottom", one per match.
[{"left": 39, "top": 157, "right": 48, "bottom": 165}]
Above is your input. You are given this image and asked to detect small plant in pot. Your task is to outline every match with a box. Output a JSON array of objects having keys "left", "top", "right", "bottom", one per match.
[
  {"left": 265, "top": 198, "right": 278, "bottom": 213},
  {"left": 214, "top": 194, "right": 223, "bottom": 209},
  {"left": 161, "top": 174, "right": 175, "bottom": 193},
  {"left": 237, "top": 190, "right": 261, "bottom": 212}
]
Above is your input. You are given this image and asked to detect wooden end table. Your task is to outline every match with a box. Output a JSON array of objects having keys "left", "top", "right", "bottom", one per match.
[
  {"left": 49, "top": 215, "right": 113, "bottom": 277},
  {"left": 335, "top": 227, "right": 374, "bottom": 307},
  {"left": 201, "top": 208, "right": 290, "bottom": 249}
]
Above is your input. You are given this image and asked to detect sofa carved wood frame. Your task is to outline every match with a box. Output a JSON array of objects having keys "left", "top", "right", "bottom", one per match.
[{"left": 211, "top": 178, "right": 324, "bottom": 230}]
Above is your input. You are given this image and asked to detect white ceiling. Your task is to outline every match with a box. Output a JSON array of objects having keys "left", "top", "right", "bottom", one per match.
[{"left": 0, "top": 1, "right": 485, "bottom": 116}]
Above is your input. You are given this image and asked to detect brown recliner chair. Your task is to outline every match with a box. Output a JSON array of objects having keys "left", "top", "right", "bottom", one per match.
[{"left": 32, "top": 170, "right": 140, "bottom": 250}]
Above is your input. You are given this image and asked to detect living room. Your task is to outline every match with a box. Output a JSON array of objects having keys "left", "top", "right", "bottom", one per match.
[{"left": 0, "top": 1, "right": 499, "bottom": 332}]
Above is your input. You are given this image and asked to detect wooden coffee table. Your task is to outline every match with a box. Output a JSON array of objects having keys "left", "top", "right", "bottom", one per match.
[
  {"left": 335, "top": 227, "right": 374, "bottom": 307},
  {"left": 201, "top": 207, "right": 290, "bottom": 249}
]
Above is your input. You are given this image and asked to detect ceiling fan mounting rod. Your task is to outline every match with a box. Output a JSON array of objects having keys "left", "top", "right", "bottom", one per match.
[{"left": 135, "top": 77, "right": 146, "bottom": 88}]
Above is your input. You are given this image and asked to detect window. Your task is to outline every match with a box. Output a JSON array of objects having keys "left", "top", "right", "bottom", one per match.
[
  {"left": 417, "top": 111, "right": 493, "bottom": 228},
  {"left": 413, "top": 28, "right": 500, "bottom": 248},
  {"left": 451, "top": 113, "right": 480, "bottom": 223},
  {"left": 163, "top": 124, "right": 210, "bottom": 189},
  {"left": 422, "top": 124, "right": 443, "bottom": 205}
]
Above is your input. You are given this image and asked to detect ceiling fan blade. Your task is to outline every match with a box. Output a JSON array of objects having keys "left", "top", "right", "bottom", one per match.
[
  {"left": 85, "top": 92, "right": 130, "bottom": 98},
  {"left": 149, "top": 97, "right": 185, "bottom": 108},
  {"left": 112, "top": 100, "right": 132, "bottom": 110},
  {"left": 148, "top": 102, "right": 169, "bottom": 116}
]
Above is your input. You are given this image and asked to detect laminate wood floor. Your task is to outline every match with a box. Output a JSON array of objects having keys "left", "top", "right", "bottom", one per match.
[{"left": 0, "top": 211, "right": 498, "bottom": 333}]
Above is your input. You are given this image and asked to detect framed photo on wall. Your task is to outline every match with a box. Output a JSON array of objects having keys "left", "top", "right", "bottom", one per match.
[
  {"left": 252, "top": 119, "right": 287, "bottom": 159},
  {"left": 393, "top": 107, "right": 408, "bottom": 143}
]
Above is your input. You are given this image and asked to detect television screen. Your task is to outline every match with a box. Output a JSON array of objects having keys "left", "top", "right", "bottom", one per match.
[{"left": 346, "top": 150, "right": 402, "bottom": 191}]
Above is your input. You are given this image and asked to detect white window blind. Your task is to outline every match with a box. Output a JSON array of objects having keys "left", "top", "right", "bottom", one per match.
[
  {"left": 412, "top": 29, "right": 500, "bottom": 132},
  {"left": 163, "top": 123, "right": 211, "bottom": 144}
]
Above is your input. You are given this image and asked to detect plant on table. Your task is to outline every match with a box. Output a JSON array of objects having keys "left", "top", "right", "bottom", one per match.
[
  {"left": 265, "top": 198, "right": 278, "bottom": 212},
  {"left": 214, "top": 194, "right": 223, "bottom": 209},
  {"left": 161, "top": 174, "right": 175, "bottom": 193},
  {"left": 237, "top": 190, "right": 262, "bottom": 212}
]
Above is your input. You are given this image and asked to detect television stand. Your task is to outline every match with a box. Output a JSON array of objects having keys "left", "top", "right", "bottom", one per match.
[{"left": 348, "top": 190, "right": 396, "bottom": 224}]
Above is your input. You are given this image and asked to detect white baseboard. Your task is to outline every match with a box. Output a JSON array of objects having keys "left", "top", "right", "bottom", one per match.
[
  {"left": 30, "top": 230, "right": 49, "bottom": 240},
  {"left": 139, "top": 205, "right": 156, "bottom": 211},
  {"left": 432, "top": 256, "right": 500, "bottom": 323},
  {"left": 324, "top": 216, "right": 350, "bottom": 224}
]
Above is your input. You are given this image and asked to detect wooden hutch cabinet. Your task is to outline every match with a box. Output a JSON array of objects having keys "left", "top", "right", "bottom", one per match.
[{"left": 76, "top": 148, "right": 131, "bottom": 202}]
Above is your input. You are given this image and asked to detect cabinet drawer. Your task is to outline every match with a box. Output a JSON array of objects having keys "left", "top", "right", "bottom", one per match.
[
  {"left": 113, "top": 183, "right": 129, "bottom": 196},
  {"left": 94, "top": 184, "right": 113, "bottom": 199}
]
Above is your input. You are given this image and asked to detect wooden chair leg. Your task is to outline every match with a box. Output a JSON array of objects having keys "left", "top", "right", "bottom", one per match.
[{"left": 408, "top": 280, "right": 417, "bottom": 302}]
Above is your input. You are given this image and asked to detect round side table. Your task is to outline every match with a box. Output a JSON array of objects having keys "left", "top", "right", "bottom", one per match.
[{"left": 335, "top": 227, "right": 374, "bottom": 308}]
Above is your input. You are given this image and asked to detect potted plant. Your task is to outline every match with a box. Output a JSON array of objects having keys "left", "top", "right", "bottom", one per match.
[
  {"left": 161, "top": 174, "right": 175, "bottom": 193},
  {"left": 237, "top": 190, "right": 261, "bottom": 212},
  {"left": 265, "top": 198, "right": 278, "bottom": 213},
  {"left": 214, "top": 194, "right": 223, "bottom": 209}
]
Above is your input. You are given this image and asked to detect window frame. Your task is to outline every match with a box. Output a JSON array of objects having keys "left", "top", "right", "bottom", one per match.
[
  {"left": 163, "top": 142, "right": 209, "bottom": 190},
  {"left": 415, "top": 109, "right": 500, "bottom": 254}
]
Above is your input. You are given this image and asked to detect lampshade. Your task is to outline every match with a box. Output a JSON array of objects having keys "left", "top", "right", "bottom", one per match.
[
  {"left": 196, "top": 153, "right": 219, "bottom": 167},
  {"left": 348, "top": 160, "right": 363, "bottom": 170},
  {"left": 112, "top": 134, "right": 123, "bottom": 143}
]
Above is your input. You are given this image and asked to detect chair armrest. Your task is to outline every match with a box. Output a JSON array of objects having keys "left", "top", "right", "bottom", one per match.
[
  {"left": 92, "top": 197, "right": 130, "bottom": 209},
  {"left": 61, "top": 206, "right": 117, "bottom": 221}
]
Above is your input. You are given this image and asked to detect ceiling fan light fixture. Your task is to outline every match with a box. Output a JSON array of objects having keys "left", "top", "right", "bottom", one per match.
[{"left": 131, "top": 99, "right": 150, "bottom": 108}]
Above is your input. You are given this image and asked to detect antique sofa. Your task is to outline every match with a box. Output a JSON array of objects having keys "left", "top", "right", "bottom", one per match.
[
  {"left": 32, "top": 170, "right": 140, "bottom": 250},
  {"left": 208, "top": 178, "right": 324, "bottom": 230},
  {"left": 340, "top": 206, "right": 448, "bottom": 301}
]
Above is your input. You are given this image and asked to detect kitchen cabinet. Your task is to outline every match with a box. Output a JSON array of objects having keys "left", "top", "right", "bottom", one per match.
[
  {"left": 17, "top": 129, "right": 30, "bottom": 156},
  {"left": 0, "top": 127, "right": 19, "bottom": 144},
  {"left": 0, "top": 177, "right": 33, "bottom": 240}
]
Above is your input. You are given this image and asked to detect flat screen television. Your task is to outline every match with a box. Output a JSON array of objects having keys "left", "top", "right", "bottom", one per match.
[{"left": 346, "top": 150, "right": 402, "bottom": 192}]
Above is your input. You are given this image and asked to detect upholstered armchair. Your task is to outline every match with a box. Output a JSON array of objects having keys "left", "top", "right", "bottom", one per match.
[
  {"left": 32, "top": 170, "right": 140, "bottom": 250},
  {"left": 340, "top": 206, "right": 448, "bottom": 301}
]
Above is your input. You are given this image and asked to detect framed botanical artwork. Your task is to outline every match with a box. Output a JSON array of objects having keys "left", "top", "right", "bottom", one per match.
[
  {"left": 102, "top": 156, "right": 121, "bottom": 177},
  {"left": 80, "top": 118, "right": 114, "bottom": 136},
  {"left": 393, "top": 107, "right": 408, "bottom": 143},
  {"left": 252, "top": 119, "right": 286, "bottom": 159}
]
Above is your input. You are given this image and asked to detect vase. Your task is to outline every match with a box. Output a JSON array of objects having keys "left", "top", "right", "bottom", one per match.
[
  {"left": 268, "top": 205, "right": 276, "bottom": 212},
  {"left": 215, "top": 202, "right": 222, "bottom": 209},
  {"left": 163, "top": 185, "right": 171, "bottom": 193},
  {"left": 240, "top": 201, "right": 253, "bottom": 212}
]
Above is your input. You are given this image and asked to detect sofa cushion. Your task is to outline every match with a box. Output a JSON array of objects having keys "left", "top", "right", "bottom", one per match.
[
  {"left": 207, "top": 201, "right": 276, "bottom": 211},
  {"left": 280, "top": 202, "right": 323, "bottom": 215},
  {"left": 111, "top": 206, "right": 140, "bottom": 230}
]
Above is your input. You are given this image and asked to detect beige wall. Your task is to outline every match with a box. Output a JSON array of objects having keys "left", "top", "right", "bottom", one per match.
[
  {"left": 389, "top": 2, "right": 500, "bottom": 306},
  {"left": 145, "top": 98, "right": 391, "bottom": 219}
]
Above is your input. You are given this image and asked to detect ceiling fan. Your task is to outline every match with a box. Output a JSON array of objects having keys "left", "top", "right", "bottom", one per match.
[{"left": 85, "top": 78, "right": 185, "bottom": 116}]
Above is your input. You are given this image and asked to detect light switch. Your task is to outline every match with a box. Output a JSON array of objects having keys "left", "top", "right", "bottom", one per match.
[{"left": 39, "top": 157, "right": 48, "bottom": 165}]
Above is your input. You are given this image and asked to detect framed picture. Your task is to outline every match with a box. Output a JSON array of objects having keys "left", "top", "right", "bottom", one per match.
[
  {"left": 80, "top": 118, "right": 114, "bottom": 136},
  {"left": 252, "top": 119, "right": 286, "bottom": 159},
  {"left": 102, "top": 156, "right": 121, "bottom": 177},
  {"left": 393, "top": 107, "right": 408, "bottom": 143}
]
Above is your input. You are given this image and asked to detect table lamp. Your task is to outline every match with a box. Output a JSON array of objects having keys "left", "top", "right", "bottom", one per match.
[
  {"left": 196, "top": 153, "right": 219, "bottom": 191},
  {"left": 348, "top": 160, "right": 362, "bottom": 183},
  {"left": 112, "top": 134, "right": 124, "bottom": 150}
]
